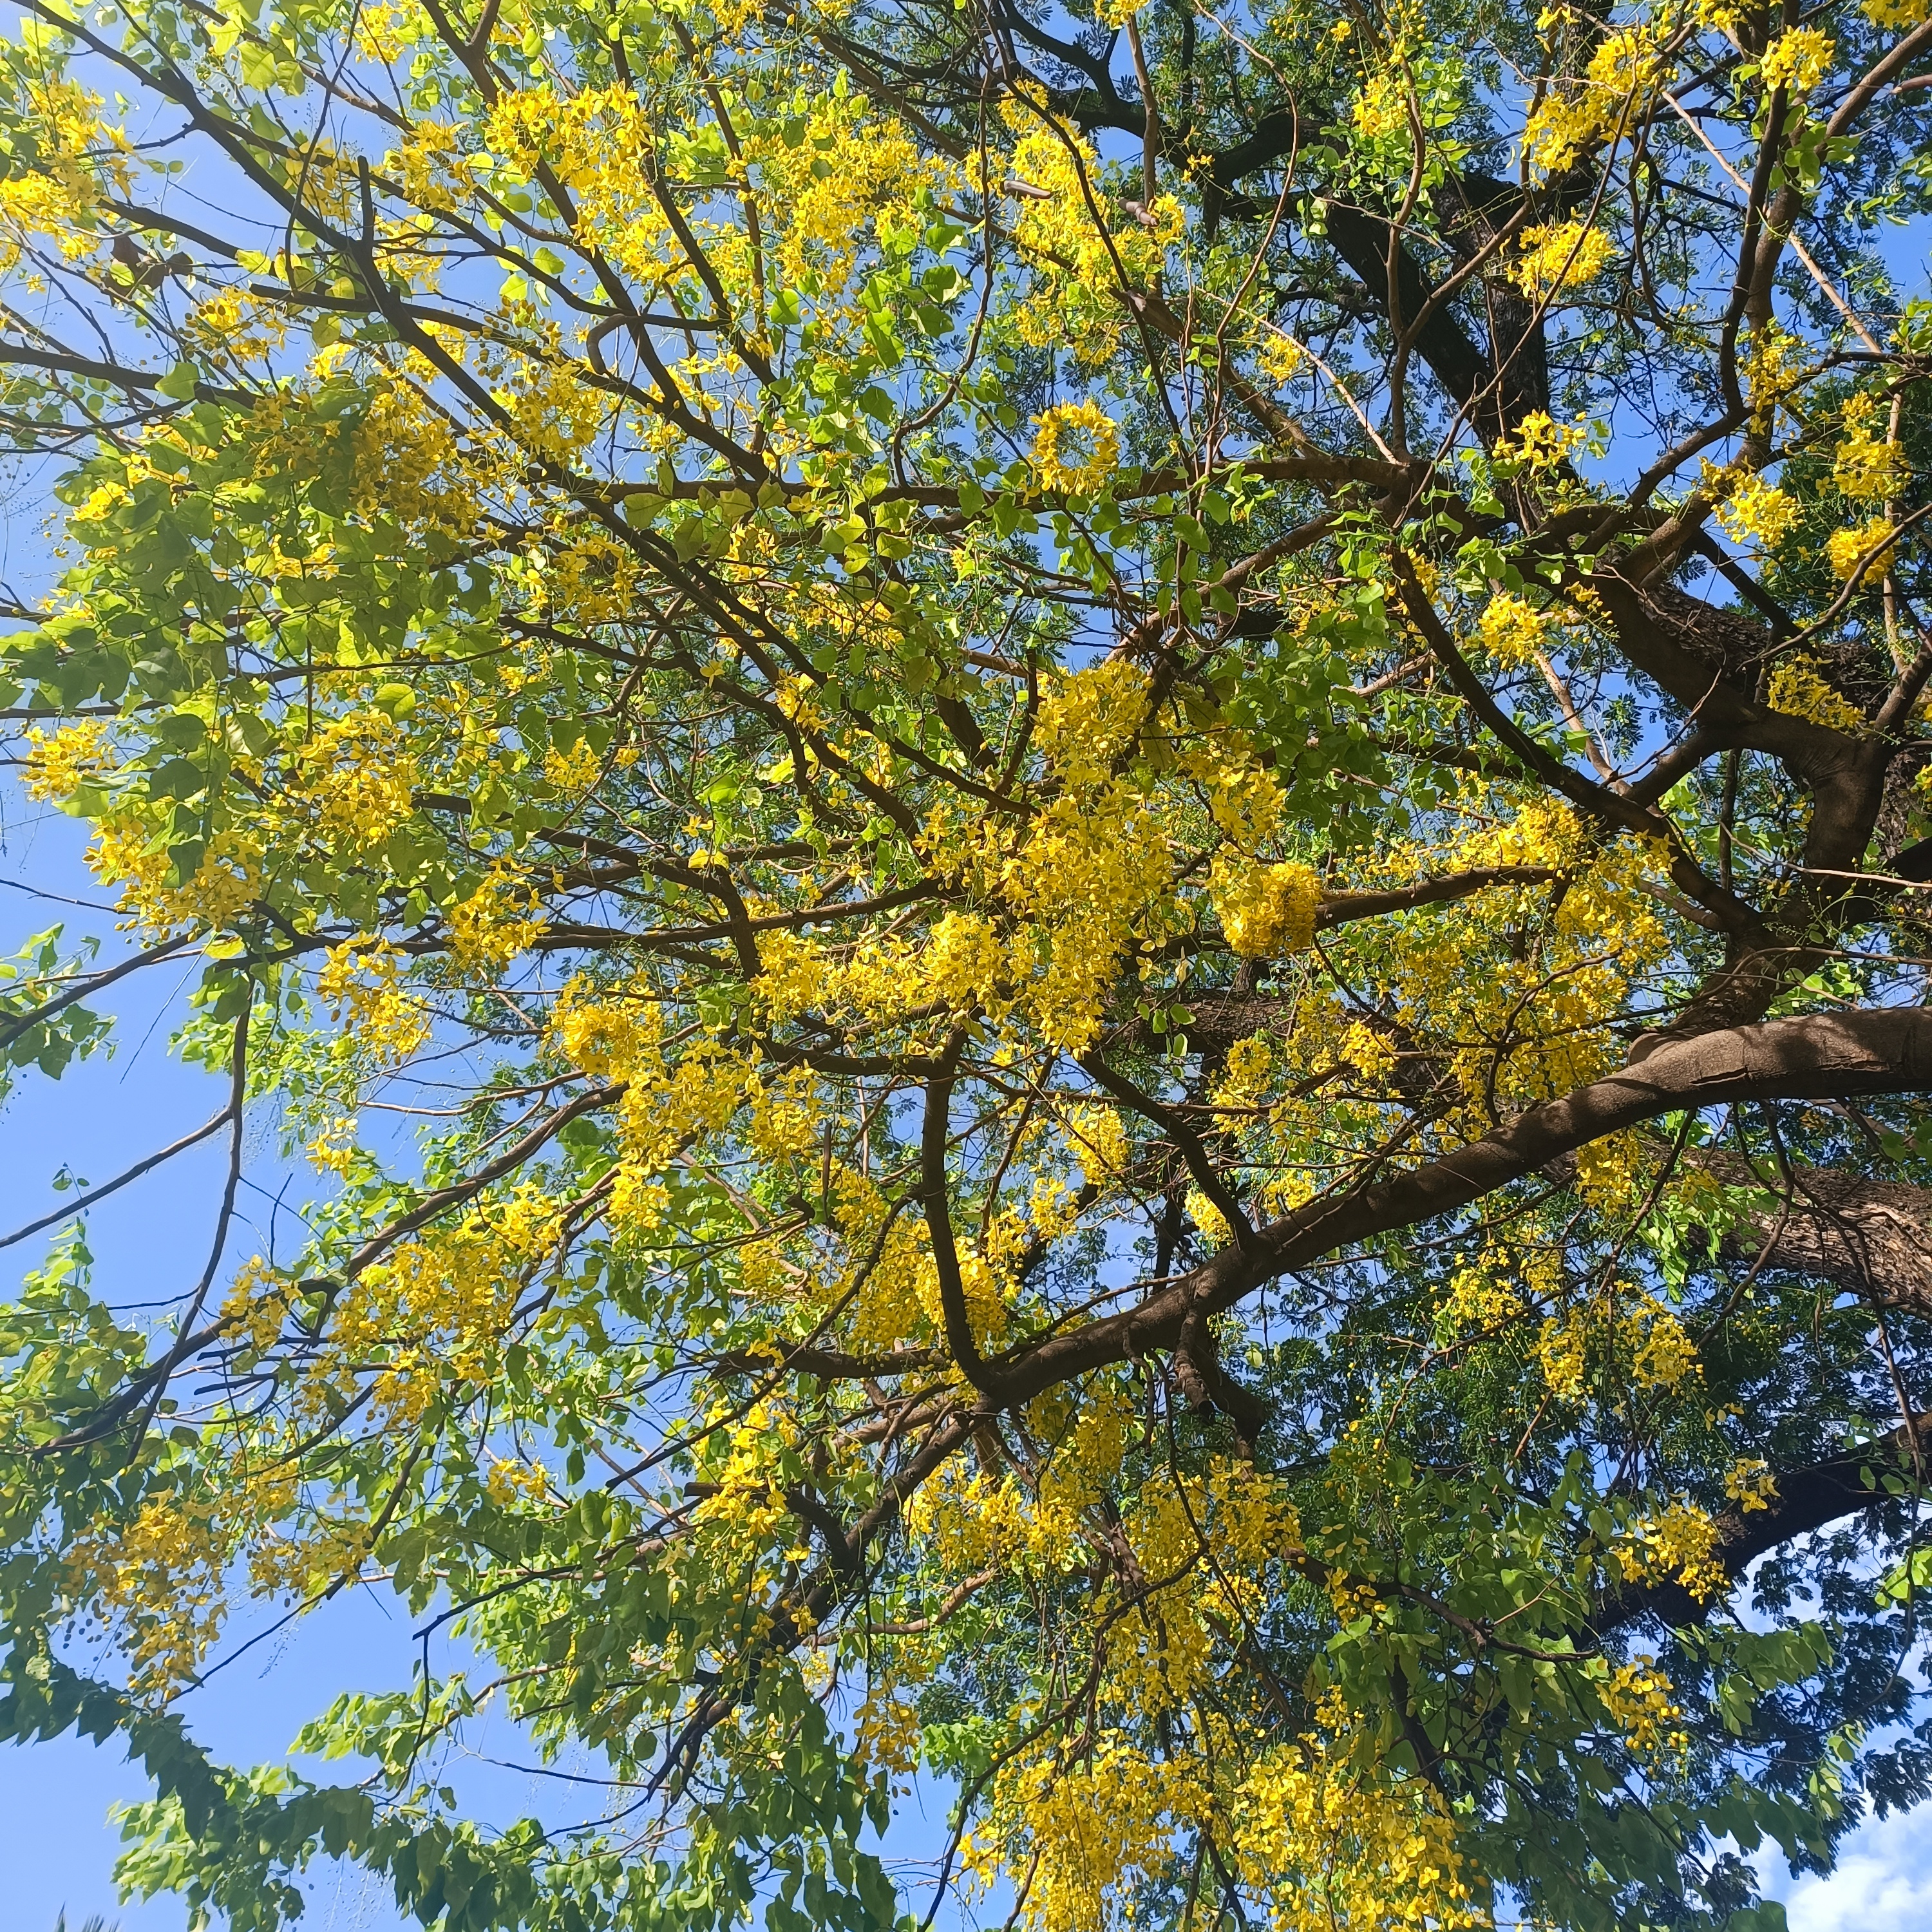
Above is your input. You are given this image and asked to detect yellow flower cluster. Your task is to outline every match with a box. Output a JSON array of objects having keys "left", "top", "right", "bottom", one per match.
[
  {"left": 1743, "top": 324, "right": 1809, "bottom": 423},
  {"left": 1600, "top": 1656, "right": 1690, "bottom": 1766},
  {"left": 970, "top": 1739, "right": 1204, "bottom": 1932},
  {"left": 1491, "top": 408, "right": 1589, "bottom": 471},
  {"left": 1614, "top": 1497, "right": 1727, "bottom": 1602},
  {"left": 616, "top": 1050, "right": 752, "bottom": 1182},
  {"left": 550, "top": 992, "right": 890, "bottom": 1300},
  {"left": 754, "top": 925, "right": 914, "bottom": 1031},
  {"left": 1766, "top": 653, "right": 1866, "bottom": 734},
  {"left": 914, "top": 1239, "right": 1013, "bottom": 1348},
  {"left": 1523, "top": 25, "right": 1672, "bottom": 174},
  {"left": 1633, "top": 1305, "right": 1700, "bottom": 1390},
  {"left": 336, "top": 1185, "right": 562, "bottom": 1414},
  {"left": 1759, "top": 26, "right": 1834, "bottom": 94},
  {"left": 1513, "top": 220, "right": 1612, "bottom": 297},
  {"left": 1723, "top": 1457, "right": 1779, "bottom": 1513},
  {"left": 989, "top": 665, "right": 1172, "bottom": 1050},
  {"left": 1826, "top": 516, "right": 1897, "bottom": 581},
  {"left": 299, "top": 708, "right": 417, "bottom": 853},
  {"left": 1445, "top": 802, "right": 1670, "bottom": 1116},
  {"left": 920, "top": 908, "right": 1012, "bottom": 1020},
  {"left": 1030, "top": 400, "right": 1119, "bottom": 497},
  {"left": 749, "top": 663, "right": 1268, "bottom": 1059},
  {"left": 689, "top": 1398, "right": 813, "bottom": 1580},
  {"left": 1209, "top": 858, "right": 1322, "bottom": 960},
  {"left": 66, "top": 1456, "right": 321, "bottom": 1697},
  {"left": 851, "top": 1687, "right": 923, "bottom": 1783},
  {"left": 185, "top": 287, "right": 290, "bottom": 366},
  {"left": 1254, "top": 328, "right": 1308, "bottom": 385},
  {"left": 754, "top": 93, "right": 948, "bottom": 308},
  {"left": 351, "top": 0, "right": 426, "bottom": 62},
  {"left": 1478, "top": 592, "right": 1552, "bottom": 667},
  {"left": 1442, "top": 1242, "right": 1537, "bottom": 1333},
  {"left": 90, "top": 818, "right": 263, "bottom": 938},
  {"left": 1200, "top": 747, "right": 1289, "bottom": 847},
  {"left": 485, "top": 1457, "right": 549, "bottom": 1506},
  {"left": 64, "top": 1487, "right": 232, "bottom": 1692},
  {"left": 446, "top": 863, "right": 544, "bottom": 978},
  {"left": 14, "top": 715, "right": 271, "bottom": 940},
  {"left": 1229, "top": 1694, "right": 1485, "bottom": 1932},
  {"left": 1007, "top": 117, "right": 1182, "bottom": 364},
  {"left": 1218, "top": 800, "right": 1666, "bottom": 1200},
  {"left": 1832, "top": 393, "right": 1908, "bottom": 504},
  {"left": 940, "top": 1449, "right": 1477, "bottom": 1932},
  {"left": 1215, "top": 1032, "right": 1276, "bottom": 1113},
  {"left": 549, "top": 980, "right": 653, "bottom": 1077},
  {"left": 0, "top": 73, "right": 129, "bottom": 275},
  {"left": 1351, "top": 70, "right": 1410, "bottom": 141},
  {"left": 1714, "top": 472, "right": 1799, "bottom": 549},
  {"left": 1574, "top": 1127, "right": 1647, "bottom": 1206},
  {"left": 1067, "top": 1101, "right": 1132, "bottom": 1188},
  {"left": 317, "top": 937, "right": 430, "bottom": 1067},
  {"left": 543, "top": 737, "right": 602, "bottom": 793},
  {"left": 906, "top": 1385, "right": 1139, "bottom": 1577},
  {"left": 219, "top": 1256, "right": 297, "bottom": 1361},
  {"left": 485, "top": 84, "right": 654, "bottom": 235},
  {"left": 1533, "top": 1289, "right": 1694, "bottom": 1400},
  {"left": 305, "top": 1113, "right": 362, "bottom": 1178},
  {"left": 1187, "top": 1185, "right": 1234, "bottom": 1246},
  {"left": 1536, "top": 1307, "right": 1590, "bottom": 1400},
  {"left": 21, "top": 718, "right": 113, "bottom": 802}
]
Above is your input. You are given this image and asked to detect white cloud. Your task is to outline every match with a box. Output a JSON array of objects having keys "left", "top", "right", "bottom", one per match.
[{"left": 1779, "top": 1810, "right": 1932, "bottom": 1932}]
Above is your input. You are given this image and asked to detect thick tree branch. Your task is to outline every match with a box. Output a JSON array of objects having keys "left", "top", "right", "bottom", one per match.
[
  {"left": 991, "top": 1009, "right": 1932, "bottom": 1406},
  {"left": 1597, "top": 1411, "right": 1932, "bottom": 1632},
  {"left": 1696, "top": 1151, "right": 1932, "bottom": 1318}
]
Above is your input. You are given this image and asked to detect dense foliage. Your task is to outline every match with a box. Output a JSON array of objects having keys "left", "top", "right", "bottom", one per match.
[{"left": 3, "top": 0, "right": 1932, "bottom": 1925}]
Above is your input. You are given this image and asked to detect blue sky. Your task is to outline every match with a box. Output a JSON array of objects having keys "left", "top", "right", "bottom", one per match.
[
  {"left": 0, "top": 795, "right": 420, "bottom": 1929},
  {"left": 1782, "top": 1808, "right": 1932, "bottom": 1931},
  {"left": 0, "top": 806, "right": 980, "bottom": 1930}
]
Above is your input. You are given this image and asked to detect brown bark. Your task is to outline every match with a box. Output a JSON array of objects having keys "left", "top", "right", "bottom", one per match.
[
  {"left": 956, "top": 1014, "right": 1932, "bottom": 1634},
  {"left": 1696, "top": 1152, "right": 1932, "bottom": 1318},
  {"left": 989, "top": 1008, "right": 1932, "bottom": 1406}
]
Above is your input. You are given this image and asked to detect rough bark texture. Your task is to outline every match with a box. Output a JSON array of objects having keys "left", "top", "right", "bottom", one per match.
[{"left": 1697, "top": 1151, "right": 1932, "bottom": 1317}]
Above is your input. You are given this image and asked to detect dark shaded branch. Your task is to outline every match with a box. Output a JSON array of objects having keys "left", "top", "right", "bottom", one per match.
[
  {"left": 921, "top": 1035, "right": 999, "bottom": 1393},
  {"left": 1597, "top": 1411, "right": 1932, "bottom": 1632},
  {"left": 1318, "top": 866, "right": 1560, "bottom": 927}
]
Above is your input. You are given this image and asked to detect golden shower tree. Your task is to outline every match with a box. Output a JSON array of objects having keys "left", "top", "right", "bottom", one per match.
[{"left": 0, "top": 0, "right": 1931, "bottom": 1924}]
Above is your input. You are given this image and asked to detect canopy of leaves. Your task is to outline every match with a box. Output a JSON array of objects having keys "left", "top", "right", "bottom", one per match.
[{"left": 3, "top": 0, "right": 1932, "bottom": 1927}]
